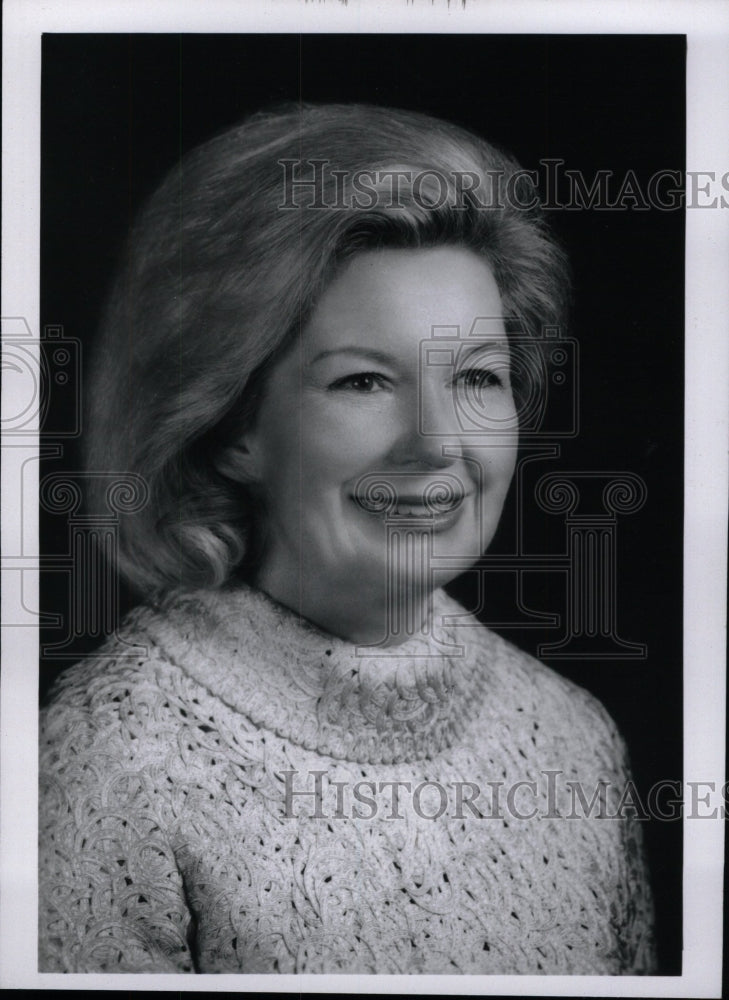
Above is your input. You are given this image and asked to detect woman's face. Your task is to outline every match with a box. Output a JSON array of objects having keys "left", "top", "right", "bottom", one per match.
[{"left": 233, "top": 246, "right": 518, "bottom": 638}]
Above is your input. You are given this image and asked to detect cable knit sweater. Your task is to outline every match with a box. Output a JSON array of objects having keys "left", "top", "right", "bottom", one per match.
[{"left": 39, "top": 584, "right": 655, "bottom": 975}]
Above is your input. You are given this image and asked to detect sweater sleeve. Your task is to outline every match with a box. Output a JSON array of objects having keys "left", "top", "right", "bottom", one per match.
[
  {"left": 617, "top": 790, "right": 657, "bottom": 974},
  {"left": 581, "top": 691, "right": 657, "bottom": 975},
  {"left": 611, "top": 737, "right": 657, "bottom": 974},
  {"left": 38, "top": 666, "right": 196, "bottom": 973}
]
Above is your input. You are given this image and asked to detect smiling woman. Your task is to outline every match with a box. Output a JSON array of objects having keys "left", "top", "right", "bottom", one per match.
[
  {"left": 38, "top": 104, "right": 656, "bottom": 975},
  {"left": 225, "top": 247, "right": 518, "bottom": 644}
]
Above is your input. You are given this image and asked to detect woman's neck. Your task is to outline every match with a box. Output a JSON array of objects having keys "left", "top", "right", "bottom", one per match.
[{"left": 254, "top": 565, "right": 436, "bottom": 647}]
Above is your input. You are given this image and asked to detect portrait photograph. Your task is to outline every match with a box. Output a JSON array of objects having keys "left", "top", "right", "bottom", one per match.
[{"left": 1, "top": 1, "right": 726, "bottom": 996}]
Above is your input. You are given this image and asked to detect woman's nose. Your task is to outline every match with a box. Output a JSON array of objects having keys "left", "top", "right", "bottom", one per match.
[{"left": 387, "top": 382, "right": 463, "bottom": 468}]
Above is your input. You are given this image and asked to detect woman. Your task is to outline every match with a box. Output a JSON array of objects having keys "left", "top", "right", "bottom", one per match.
[{"left": 39, "top": 104, "right": 655, "bottom": 975}]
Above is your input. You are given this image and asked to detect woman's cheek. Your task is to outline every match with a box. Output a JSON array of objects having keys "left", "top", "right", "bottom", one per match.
[{"left": 304, "top": 403, "right": 391, "bottom": 472}]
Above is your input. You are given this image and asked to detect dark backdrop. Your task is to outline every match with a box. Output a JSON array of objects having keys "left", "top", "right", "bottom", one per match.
[{"left": 40, "top": 33, "right": 685, "bottom": 973}]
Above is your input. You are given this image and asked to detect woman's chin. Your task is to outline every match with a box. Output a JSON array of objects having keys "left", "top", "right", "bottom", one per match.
[{"left": 344, "top": 532, "right": 484, "bottom": 588}]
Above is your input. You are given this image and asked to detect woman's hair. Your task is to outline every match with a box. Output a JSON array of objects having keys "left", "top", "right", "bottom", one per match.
[{"left": 87, "top": 102, "right": 570, "bottom": 597}]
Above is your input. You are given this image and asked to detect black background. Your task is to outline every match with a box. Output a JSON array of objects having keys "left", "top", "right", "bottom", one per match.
[{"left": 40, "top": 34, "right": 685, "bottom": 974}]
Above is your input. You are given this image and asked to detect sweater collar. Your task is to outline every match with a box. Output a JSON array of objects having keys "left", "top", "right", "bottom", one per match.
[{"left": 140, "top": 583, "right": 496, "bottom": 764}]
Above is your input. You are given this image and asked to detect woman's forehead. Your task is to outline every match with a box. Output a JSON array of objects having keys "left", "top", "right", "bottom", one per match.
[{"left": 301, "top": 246, "right": 505, "bottom": 351}]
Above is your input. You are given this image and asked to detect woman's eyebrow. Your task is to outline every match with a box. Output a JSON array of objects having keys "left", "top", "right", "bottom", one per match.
[
  {"left": 457, "top": 339, "right": 511, "bottom": 360},
  {"left": 309, "top": 347, "right": 396, "bottom": 365}
]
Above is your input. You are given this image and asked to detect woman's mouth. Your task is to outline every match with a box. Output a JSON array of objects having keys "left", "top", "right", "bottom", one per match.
[
  {"left": 381, "top": 495, "right": 463, "bottom": 517},
  {"left": 351, "top": 475, "right": 470, "bottom": 530}
]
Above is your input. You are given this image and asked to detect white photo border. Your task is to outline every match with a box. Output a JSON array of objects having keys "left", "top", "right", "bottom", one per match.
[{"left": 2, "top": 0, "right": 726, "bottom": 995}]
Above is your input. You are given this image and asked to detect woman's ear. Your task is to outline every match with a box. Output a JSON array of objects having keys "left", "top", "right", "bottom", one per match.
[{"left": 215, "top": 439, "right": 262, "bottom": 484}]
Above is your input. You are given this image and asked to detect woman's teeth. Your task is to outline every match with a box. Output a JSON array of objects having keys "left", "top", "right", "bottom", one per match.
[
  {"left": 357, "top": 496, "right": 464, "bottom": 516},
  {"left": 352, "top": 473, "right": 467, "bottom": 518}
]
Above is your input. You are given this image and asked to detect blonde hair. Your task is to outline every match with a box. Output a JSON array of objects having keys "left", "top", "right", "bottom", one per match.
[{"left": 86, "top": 103, "right": 569, "bottom": 597}]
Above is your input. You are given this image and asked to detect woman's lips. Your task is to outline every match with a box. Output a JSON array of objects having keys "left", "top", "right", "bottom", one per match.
[
  {"left": 381, "top": 495, "right": 462, "bottom": 515},
  {"left": 350, "top": 472, "right": 472, "bottom": 532},
  {"left": 352, "top": 491, "right": 471, "bottom": 530}
]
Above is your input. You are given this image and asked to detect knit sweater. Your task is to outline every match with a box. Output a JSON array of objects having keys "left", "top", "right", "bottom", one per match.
[{"left": 39, "top": 584, "right": 655, "bottom": 975}]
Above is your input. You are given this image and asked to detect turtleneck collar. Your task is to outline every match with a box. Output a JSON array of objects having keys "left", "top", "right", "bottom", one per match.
[{"left": 137, "top": 583, "right": 499, "bottom": 764}]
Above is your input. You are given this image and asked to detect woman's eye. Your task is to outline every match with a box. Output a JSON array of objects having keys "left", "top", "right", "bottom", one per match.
[
  {"left": 330, "top": 372, "right": 389, "bottom": 393},
  {"left": 454, "top": 368, "right": 506, "bottom": 390}
]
